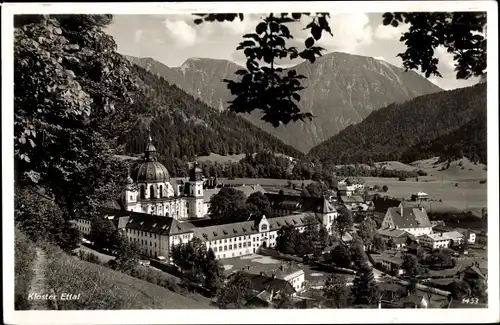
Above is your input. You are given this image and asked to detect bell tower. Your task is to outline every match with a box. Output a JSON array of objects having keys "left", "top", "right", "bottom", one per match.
[{"left": 187, "top": 160, "right": 204, "bottom": 219}]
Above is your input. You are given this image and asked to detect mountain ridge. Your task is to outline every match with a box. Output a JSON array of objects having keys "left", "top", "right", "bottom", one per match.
[
  {"left": 125, "top": 52, "right": 442, "bottom": 152},
  {"left": 307, "top": 82, "right": 487, "bottom": 165}
]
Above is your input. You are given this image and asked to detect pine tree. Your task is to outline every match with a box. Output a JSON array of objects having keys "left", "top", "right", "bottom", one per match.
[
  {"left": 203, "top": 248, "right": 225, "bottom": 297},
  {"left": 351, "top": 266, "right": 379, "bottom": 306}
]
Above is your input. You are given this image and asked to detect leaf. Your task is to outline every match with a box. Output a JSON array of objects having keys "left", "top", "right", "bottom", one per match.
[
  {"left": 194, "top": 19, "right": 204, "bottom": 25},
  {"left": 292, "top": 93, "right": 301, "bottom": 101},
  {"left": 311, "top": 25, "right": 322, "bottom": 41},
  {"left": 382, "top": 12, "right": 394, "bottom": 26},
  {"left": 29, "top": 139, "right": 36, "bottom": 148},
  {"left": 305, "top": 37, "right": 315, "bottom": 48},
  {"left": 270, "top": 22, "right": 279, "bottom": 33},
  {"left": 235, "top": 69, "right": 248, "bottom": 76},
  {"left": 19, "top": 136, "right": 26, "bottom": 144},
  {"left": 256, "top": 22, "right": 267, "bottom": 35},
  {"left": 318, "top": 16, "right": 328, "bottom": 28}
]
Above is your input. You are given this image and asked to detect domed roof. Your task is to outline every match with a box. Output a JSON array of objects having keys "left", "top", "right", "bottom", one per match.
[
  {"left": 132, "top": 129, "right": 170, "bottom": 183},
  {"left": 135, "top": 161, "right": 170, "bottom": 182}
]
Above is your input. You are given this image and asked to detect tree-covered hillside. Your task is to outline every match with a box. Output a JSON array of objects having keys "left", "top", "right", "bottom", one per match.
[
  {"left": 119, "top": 64, "right": 303, "bottom": 173},
  {"left": 401, "top": 110, "right": 487, "bottom": 164},
  {"left": 308, "top": 83, "right": 486, "bottom": 165}
]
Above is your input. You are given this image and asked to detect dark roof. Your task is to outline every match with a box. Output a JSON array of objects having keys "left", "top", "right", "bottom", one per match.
[
  {"left": 265, "top": 193, "right": 334, "bottom": 214},
  {"left": 387, "top": 207, "right": 431, "bottom": 228},
  {"left": 192, "top": 214, "right": 318, "bottom": 242},
  {"left": 377, "top": 228, "right": 408, "bottom": 238},
  {"left": 98, "top": 207, "right": 194, "bottom": 235},
  {"left": 340, "top": 196, "right": 365, "bottom": 204},
  {"left": 464, "top": 265, "right": 487, "bottom": 280},
  {"left": 372, "top": 197, "right": 401, "bottom": 213},
  {"left": 233, "top": 272, "right": 296, "bottom": 296}
]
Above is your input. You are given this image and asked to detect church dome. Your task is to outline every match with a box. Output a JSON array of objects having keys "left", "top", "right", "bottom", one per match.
[
  {"left": 135, "top": 161, "right": 170, "bottom": 182},
  {"left": 133, "top": 130, "right": 170, "bottom": 183}
]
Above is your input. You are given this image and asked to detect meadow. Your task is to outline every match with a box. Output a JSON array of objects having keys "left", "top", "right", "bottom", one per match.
[
  {"left": 364, "top": 178, "right": 487, "bottom": 211},
  {"left": 43, "top": 244, "right": 214, "bottom": 310}
]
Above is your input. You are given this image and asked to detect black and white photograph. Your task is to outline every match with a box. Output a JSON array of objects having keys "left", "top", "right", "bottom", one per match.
[{"left": 2, "top": 1, "right": 498, "bottom": 324}]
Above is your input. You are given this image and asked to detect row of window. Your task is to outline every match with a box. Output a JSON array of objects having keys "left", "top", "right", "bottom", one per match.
[
  {"left": 127, "top": 228, "right": 158, "bottom": 239},
  {"left": 172, "top": 234, "right": 190, "bottom": 241},
  {"left": 130, "top": 237, "right": 158, "bottom": 248}
]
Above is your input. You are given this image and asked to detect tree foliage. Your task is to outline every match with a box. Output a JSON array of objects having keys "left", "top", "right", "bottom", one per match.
[
  {"left": 14, "top": 187, "right": 80, "bottom": 252},
  {"left": 171, "top": 238, "right": 225, "bottom": 295},
  {"left": 382, "top": 12, "right": 486, "bottom": 79},
  {"left": 217, "top": 272, "right": 253, "bottom": 309},
  {"left": 351, "top": 266, "right": 379, "bottom": 306},
  {"left": 114, "top": 236, "right": 141, "bottom": 272},
  {"left": 246, "top": 191, "right": 272, "bottom": 217},
  {"left": 329, "top": 244, "right": 352, "bottom": 269},
  {"left": 190, "top": 12, "right": 486, "bottom": 128},
  {"left": 208, "top": 187, "right": 248, "bottom": 224},
  {"left": 401, "top": 253, "right": 419, "bottom": 276},
  {"left": 15, "top": 15, "right": 135, "bottom": 222},
  {"left": 194, "top": 13, "right": 334, "bottom": 126},
  {"left": 323, "top": 273, "right": 352, "bottom": 308},
  {"left": 336, "top": 207, "right": 353, "bottom": 238},
  {"left": 89, "top": 217, "right": 119, "bottom": 251},
  {"left": 358, "top": 217, "right": 378, "bottom": 248}
]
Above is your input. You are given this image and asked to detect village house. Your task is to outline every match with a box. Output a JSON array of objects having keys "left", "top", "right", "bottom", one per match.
[
  {"left": 411, "top": 192, "right": 430, "bottom": 202},
  {"left": 418, "top": 233, "right": 453, "bottom": 249},
  {"left": 339, "top": 195, "right": 370, "bottom": 211},
  {"left": 336, "top": 184, "right": 352, "bottom": 197},
  {"left": 229, "top": 272, "right": 297, "bottom": 308},
  {"left": 377, "top": 251, "right": 404, "bottom": 275},
  {"left": 457, "top": 263, "right": 488, "bottom": 284},
  {"left": 380, "top": 205, "right": 433, "bottom": 237},
  {"left": 265, "top": 193, "right": 339, "bottom": 234},
  {"left": 248, "top": 264, "right": 306, "bottom": 293},
  {"left": 433, "top": 225, "right": 476, "bottom": 244},
  {"left": 376, "top": 228, "right": 412, "bottom": 249}
]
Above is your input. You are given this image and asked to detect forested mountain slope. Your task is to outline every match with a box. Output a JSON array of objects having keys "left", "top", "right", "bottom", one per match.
[
  {"left": 308, "top": 83, "right": 487, "bottom": 165},
  {"left": 118, "top": 64, "right": 303, "bottom": 174}
]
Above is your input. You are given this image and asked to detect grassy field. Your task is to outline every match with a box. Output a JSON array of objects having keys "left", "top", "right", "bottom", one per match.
[
  {"left": 364, "top": 178, "right": 487, "bottom": 211},
  {"left": 197, "top": 153, "right": 246, "bottom": 164},
  {"left": 14, "top": 229, "right": 37, "bottom": 310},
  {"left": 44, "top": 244, "right": 214, "bottom": 310},
  {"left": 217, "top": 177, "right": 315, "bottom": 187}
]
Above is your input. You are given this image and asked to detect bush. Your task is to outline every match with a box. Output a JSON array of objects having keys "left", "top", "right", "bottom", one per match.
[
  {"left": 15, "top": 229, "right": 37, "bottom": 310},
  {"left": 398, "top": 177, "right": 406, "bottom": 181},
  {"left": 77, "top": 250, "right": 100, "bottom": 264}
]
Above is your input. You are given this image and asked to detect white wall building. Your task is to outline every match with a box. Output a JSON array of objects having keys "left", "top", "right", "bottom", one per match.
[
  {"left": 120, "top": 133, "right": 204, "bottom": 220},
  {"left": 381, "top": 205, "right": 433, "bottom": 237},
  {"left": 418, "top": 233, "right": 452, "bottom": 249}
]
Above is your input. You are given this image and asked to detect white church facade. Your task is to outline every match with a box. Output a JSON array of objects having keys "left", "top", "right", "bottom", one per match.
[{"left": 120, "top": 133, "right": 205, "bottom": 220}]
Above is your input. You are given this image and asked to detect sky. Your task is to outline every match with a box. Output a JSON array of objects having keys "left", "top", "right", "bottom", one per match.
[{"left": 104, "top": 13, "right": 481, "bottom": 90}]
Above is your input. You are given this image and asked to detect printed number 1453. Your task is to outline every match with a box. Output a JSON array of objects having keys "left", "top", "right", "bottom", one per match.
[{"left": 462, "top": 297, "right": 479, "bottom": 304}]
